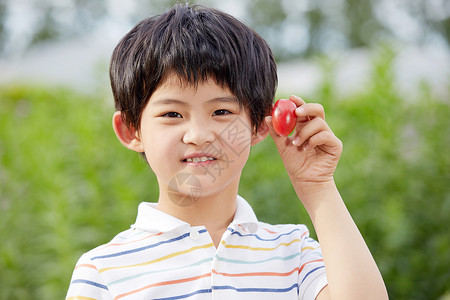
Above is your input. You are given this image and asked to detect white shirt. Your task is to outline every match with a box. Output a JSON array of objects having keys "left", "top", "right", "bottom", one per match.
[{"left": 66, "top": 196, "right": 327, "bottom": 299}]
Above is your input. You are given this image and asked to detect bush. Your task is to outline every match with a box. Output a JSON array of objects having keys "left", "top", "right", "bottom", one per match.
[{"left": 0, "top": 49, "right": 448, "bottom": 299}]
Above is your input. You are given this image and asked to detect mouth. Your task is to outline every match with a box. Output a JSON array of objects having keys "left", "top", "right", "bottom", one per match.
[{"left": 182, "top": 156, "right": 216, "bottom": 163}]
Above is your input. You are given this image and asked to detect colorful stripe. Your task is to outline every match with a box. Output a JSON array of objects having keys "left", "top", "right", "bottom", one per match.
[
  {"left": 261, "top": 227, "right": 277, "bottom": 234},
  {"left": 108, "top": 257, "right": 213, "bottom": 286},
  {"left": 211, "top": 259, "right": 323, "bottom": 279},
  {"left": 99, "top": 242, "right": 214, "bottom": 273},
  {"left": 74, "top": 264, "right": 97, "bottom": 270},
  {"left": 94, "top": 232, "right": 164, "bottom": 252},
  {"left": 215, "top": 252, "right": 300, "bottom": 264},
  {"left": 212, "top": 267, "right": 300, "bottom": 277},
  {"left": 299, "top": 259, "right": 324, "bottom": 274},
  {"left": 302, "top": 245, "right": 320, "bottom": 251},
  {"left": 114, "top": 273, "right": 211, "bottom": 300},
  {"left": 92, "top": 229, "right": 208, "bottom": 260},
  {"left": 71, "top": 279, "right": 108, "bottom": 290},
  {"left": 148, "top": 283, "right": 300, "bottom": 299},
  {"left": 212, "top": 283, "right": 299, "bottom": 293},
  {"left": 153, "top": 289, "right": 212, "bottom": 300},
  {"left": 221, "top": 238, "right": 301, "bottom": 251},
  {"left": 300, "top": 266, "right": 326, "bottom": 284},
  {"left": 229, "top": 228, "right": 307, "bottom": 241}
]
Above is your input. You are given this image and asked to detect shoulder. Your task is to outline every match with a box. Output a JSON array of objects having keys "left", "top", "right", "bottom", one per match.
[
  {"left": 253, "top": 222, "right": 321, "bottom": 256},
  {"left": 256, "top": 221, "right": 311, "bottom": 239},
  {"left": 77, "top": 227, "right": 157, "bottom": 264},
  {"left": 66, "top": 229, "right": 141, "bottom": 300},
  {"left": 228, "top": 221, "right": 315, "bottom": 252},
  {"left": 255, "top": 223, "right": 327, "bottom": 298}
]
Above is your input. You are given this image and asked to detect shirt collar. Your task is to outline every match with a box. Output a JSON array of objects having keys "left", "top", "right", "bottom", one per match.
[
  {"left": 231, "top": 195, "right": 259, "bottom": 233},
  {"left": 131, "top": 195, "right": 259, "bottom": 233}
]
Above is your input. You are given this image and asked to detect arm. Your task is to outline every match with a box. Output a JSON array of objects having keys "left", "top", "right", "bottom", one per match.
[
  {"left": 296, "top": 181, "right": 387, "bottom": 300},
  {"left": 266, "top": 95, "right": 388, "bottom": 300}
]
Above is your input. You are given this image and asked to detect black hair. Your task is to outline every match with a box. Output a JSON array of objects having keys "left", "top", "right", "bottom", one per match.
[{"left": 110, "top": 3, "right": 277, "bottom": 132}]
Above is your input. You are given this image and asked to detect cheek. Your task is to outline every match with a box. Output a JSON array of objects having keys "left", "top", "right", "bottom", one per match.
[
  {"left": 217, "top": 130, "right": 252, "bottom": 171},
  {"left": 142, "top": 130, "right": 179, "bottom": 156},
  {"left": 217, "top": 119, "right": 253, "bottom": 155},
  {"left": 143, "top": 134, "right": 179, "bottom": 181}
]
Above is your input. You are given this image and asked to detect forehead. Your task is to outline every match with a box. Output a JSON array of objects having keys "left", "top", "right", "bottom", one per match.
[{"left": 151, "top": 72, "right": 238, "bottom": 103}]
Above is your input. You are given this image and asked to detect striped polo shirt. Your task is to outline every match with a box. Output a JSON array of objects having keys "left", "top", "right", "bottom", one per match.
[{"left": 66, "top": 196, "right": 327, "bottom": 300}]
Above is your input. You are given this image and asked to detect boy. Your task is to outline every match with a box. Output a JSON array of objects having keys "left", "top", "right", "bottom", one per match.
[{"left": 66, "top": 4, "right": 388, "bottom": 300}]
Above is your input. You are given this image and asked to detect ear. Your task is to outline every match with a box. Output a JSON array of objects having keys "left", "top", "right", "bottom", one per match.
[
  {"left": 112, "top": 111, "right": 145, "bottom": 152},
  {"left": 251, "top": 120, "right": 270, "bottom": 146}
]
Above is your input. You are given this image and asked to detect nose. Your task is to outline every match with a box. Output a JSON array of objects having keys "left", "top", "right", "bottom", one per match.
[{"left": 182, "top": 118, "right": 215, "bottom": 146}]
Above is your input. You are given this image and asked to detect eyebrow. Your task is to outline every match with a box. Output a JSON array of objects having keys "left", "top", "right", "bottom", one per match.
[
  {"left": 207, "top": 96, "right": 239, "bottom": 105},
  {"left": 151, "top": 99, "right": 189, "bottom": 106},
  {"left": 151, "top": 96, "right": 239, "bottom": 106}
]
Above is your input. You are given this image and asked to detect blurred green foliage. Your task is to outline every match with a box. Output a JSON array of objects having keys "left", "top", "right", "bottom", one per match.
[{"left": 1, "top": 48, "right": 449, "bottom": 299}]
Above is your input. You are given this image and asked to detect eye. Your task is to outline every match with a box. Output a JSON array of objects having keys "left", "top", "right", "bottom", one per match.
[
  {"left": 162, "top": 112, "right": 182, "bottom": 118},
  {"left": 213, "top": 109, "right": 232, "bottom": 116}
]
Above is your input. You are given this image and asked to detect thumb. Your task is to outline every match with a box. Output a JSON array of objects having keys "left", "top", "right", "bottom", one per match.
[{"left": 265, "top": 116, "right": 290, "bottom": 150}]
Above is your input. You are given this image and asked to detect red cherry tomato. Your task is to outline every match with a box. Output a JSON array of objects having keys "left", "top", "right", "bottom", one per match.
[{"left": 272, "top": 99, "right": 297, "bottom": 137}]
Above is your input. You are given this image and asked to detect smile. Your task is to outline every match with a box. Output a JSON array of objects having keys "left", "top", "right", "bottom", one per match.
[{"left": 182, "top": 157, "right": 216, "bottom": 163}]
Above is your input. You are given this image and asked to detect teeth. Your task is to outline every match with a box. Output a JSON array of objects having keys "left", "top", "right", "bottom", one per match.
[{"left": 185, "top": 157, "right": 214, "bottom": 163}]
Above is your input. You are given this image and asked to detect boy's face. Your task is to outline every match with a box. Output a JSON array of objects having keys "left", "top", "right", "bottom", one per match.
[{"left": 118, "top": 72, "right": 268, "bottom": 202}]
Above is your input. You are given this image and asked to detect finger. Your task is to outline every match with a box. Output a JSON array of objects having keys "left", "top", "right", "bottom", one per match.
[
  {"left": 289, "top": 95, "right": 306, "bottom": 107},
  {"left": 305, "top": 130, "right": 343, "bottom": 154},
  {"left": 292, "top": 117, "right": 330, "bottom": 147},
  {"left": 296, "top": 103, "right": 325, "bottom": 121},
  {"left": 287, "top": 96, "right": 320, "bottom": 123},
  {"left": 265, "top": 116, "right": 289, "bottom": 146}
]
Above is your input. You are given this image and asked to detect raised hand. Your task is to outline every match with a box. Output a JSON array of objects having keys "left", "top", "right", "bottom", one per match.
[{"left": 266, "top": 95, "right": 343, "bottom": 188}]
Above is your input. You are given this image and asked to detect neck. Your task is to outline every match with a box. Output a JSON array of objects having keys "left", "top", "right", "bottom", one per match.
[{"left": 156, "top": 183, "right": 238, "bottom": 247}]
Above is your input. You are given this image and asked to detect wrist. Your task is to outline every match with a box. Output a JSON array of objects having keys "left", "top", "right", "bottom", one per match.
[{"left": 292, "top": 179, "right": 341, "bottom": 213}]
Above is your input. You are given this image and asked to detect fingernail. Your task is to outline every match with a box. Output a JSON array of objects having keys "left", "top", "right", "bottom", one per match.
[
  {"left": 303, "top": 141, "right": 309, "bottom": 151},
  {"left": 296, "top": 106, "right": 305, "bottom": 115},
  {"left": 292, "top": 136, "right": 301, "bottom": 146}
]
